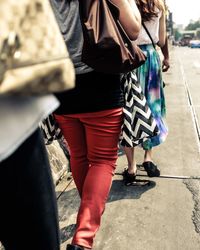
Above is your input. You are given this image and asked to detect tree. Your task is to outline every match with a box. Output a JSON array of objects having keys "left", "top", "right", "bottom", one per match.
[
  {"left": 197, "top": 29, "right": 200, "bottom": 39},
  {"left": 185, "top": 20, "right": 200, "bottom": 31},
  {"left": 174, "top": 28, "right": 181, "bottom": 41}
]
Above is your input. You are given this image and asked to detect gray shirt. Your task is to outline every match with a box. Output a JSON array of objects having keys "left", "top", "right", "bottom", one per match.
[
  {"left": 0, "top": 95, "right": 59, "bottom": 162},
  {"left": 50, "top": 0, "right": 92, "bottom": 74}
]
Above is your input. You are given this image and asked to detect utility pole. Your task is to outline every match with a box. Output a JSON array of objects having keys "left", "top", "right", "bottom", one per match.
[
  {"left": 164, "top": 0, "right": 173, "bottom": 37},
  {"left": 168, "top": 11, "right": 174, "bottom": 36}
]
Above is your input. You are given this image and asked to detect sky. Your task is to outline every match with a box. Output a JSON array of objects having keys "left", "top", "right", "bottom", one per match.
[{"left": 166, "top": 0, "right": 200, "bottom": 27}]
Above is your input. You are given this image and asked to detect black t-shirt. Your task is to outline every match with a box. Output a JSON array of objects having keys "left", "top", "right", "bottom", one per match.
[
  {"left": 54, "top": 71, "right": 124, "bottom": 114},
  {"left": 51, "top": 0, "right": 124, "bottom": 114}
]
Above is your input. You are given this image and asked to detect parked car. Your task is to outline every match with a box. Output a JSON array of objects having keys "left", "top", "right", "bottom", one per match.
[
  {"left": 189, "top": 40, "right": 200, "bottom": 48},
  {"left": 179, "top": 35, "right": 192, "bottom": 47}
]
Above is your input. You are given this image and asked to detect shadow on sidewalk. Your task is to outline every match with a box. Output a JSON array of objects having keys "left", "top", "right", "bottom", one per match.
[
  {"left": 108, "top": 179, "right": 156, "bottom": 202},
  {"left": 57, "top": 188, "right": 80, "bottom": 222},
  {"left": 60, "top": 224, "right": 76, "bottom": 244},
  {"left": 57, "top": 177, "right": 156, "bottom": 243}
]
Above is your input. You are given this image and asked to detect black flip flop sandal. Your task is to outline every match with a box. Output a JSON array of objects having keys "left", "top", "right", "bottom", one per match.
[
  {"left": 142, "top": 161, "right": 160, "bottom": 177},
  {"left": 122, "top": 168, "right": 137, "bottom": 186}
]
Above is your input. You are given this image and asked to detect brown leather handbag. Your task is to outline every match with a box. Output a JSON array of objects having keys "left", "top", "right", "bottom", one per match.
[{"left": 79, "top": 0, "right": 146, "bottom": 74}]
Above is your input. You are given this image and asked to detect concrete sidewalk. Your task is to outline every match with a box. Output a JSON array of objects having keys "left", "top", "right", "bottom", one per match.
[{"left": 57, "top": 46, "right": 200, "bottom": 250}]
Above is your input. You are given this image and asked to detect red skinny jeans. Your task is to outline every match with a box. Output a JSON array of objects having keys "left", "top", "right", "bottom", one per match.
[{"left": 54, "top": 108, "right": 122, "bottom": 248}]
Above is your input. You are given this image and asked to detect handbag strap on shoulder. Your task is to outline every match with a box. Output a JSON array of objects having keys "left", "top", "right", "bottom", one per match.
[{"left": 142, "top": 22, "right": 156, "bottom": 49}]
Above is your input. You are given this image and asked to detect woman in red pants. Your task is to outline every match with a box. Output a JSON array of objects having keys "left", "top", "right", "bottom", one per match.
[{"left": 50, "top": 0, "right": 141, "bottom": 249}]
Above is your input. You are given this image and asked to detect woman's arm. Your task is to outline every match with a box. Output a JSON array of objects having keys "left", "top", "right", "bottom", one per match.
[
  {"left": 110, "top": 0, "right": 141, "bottom": 40},
  {"left": 158, "top": 11, "right": 166, "bottom": 47},
  {"left": 161, "top": 37, "right": 170, "bottom": 72},
  {"left": 157, "top": 0, "right": 166, "bottom": 47}
]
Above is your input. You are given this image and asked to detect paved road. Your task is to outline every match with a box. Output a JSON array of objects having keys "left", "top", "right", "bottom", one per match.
[{"left": 175, "top": 46, "right": 200, "bottom": 144}]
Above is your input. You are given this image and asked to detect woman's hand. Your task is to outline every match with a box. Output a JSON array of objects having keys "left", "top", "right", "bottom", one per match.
[
  {"left": 162, "top": 58, "right": 170, "bottom": 72},
  {"left": 160, "top": 36, "right": 170, "bottom": 72}
]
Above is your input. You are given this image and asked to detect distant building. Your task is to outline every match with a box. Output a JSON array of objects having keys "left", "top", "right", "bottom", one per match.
[{"left": 175, "top": 24, "right": 184, "bottom": 32}]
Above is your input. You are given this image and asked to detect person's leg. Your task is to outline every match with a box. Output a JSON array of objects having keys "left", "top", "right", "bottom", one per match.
[
  {"left": 0, "top": 128, "right": 60, "bottom": 250},
  {"left": 54, "top": 114, "right": 89, "bottom": 197},
  {"left": 143, "top": 148, "right": 160, "bottom": 177},
  {"left": 72, "top": 108, "right": 123, "bottom": 248},
  {"left": 122, "top": 146, "right": 137, "bottom": 185},
  {"left": 123, "top": 146, "right": 137, "bottom": 174},
  {"left": 144, "top": 148, "right": 152, "bottom": 162}
]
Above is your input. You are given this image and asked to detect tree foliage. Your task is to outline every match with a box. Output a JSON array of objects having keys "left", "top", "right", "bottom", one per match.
[
  {"left": 197, "top": 30, "right": 200, "bottom": 39},
  {"left": 185, "top": 20, "right": 200, "bottom": 31},
  {"left": 174, "top": 28, "right": 181, "bottom": 40}
]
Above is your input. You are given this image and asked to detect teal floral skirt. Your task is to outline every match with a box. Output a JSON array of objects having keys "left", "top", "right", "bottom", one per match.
[{"left": 136, "top": 44, "right": 168, "bottom": 150}]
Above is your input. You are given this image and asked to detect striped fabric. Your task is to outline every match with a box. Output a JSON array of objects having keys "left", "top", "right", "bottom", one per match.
[
  {"left": 120, "top": 72, "right": 159, "bottom": 147},
  {"left": 40, "top": 114, "right": 63, "bottom": 145}
]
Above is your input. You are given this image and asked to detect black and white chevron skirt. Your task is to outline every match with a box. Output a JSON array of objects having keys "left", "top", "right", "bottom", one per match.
[
  {"left": 120, "top": 72, "right": 159, "bottom": 147},
  {"left": 40, "top": 114, "right": 63, "bottom": 145}
]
